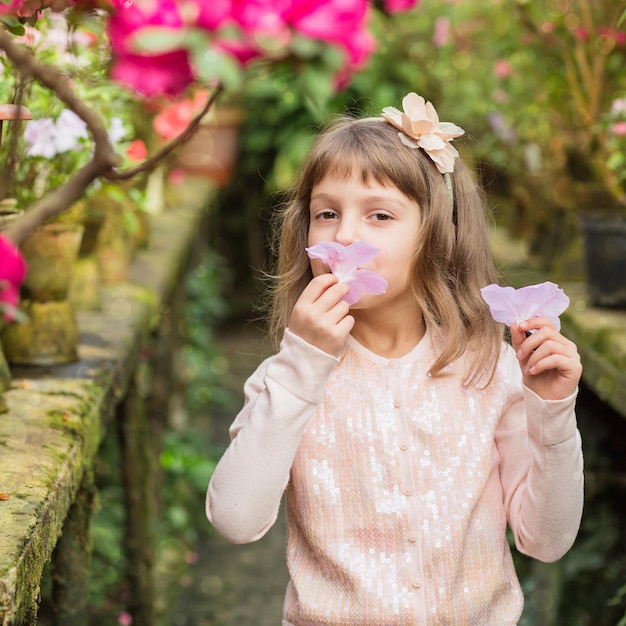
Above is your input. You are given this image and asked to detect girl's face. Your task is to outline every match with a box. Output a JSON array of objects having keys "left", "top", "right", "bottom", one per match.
[{"left": 308, "top": 169, "right": 422, "bottom": 311}]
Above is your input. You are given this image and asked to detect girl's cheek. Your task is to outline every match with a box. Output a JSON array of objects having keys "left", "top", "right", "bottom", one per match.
[{"left": 310, "top": 258, "right": 329, "bottom": 277}]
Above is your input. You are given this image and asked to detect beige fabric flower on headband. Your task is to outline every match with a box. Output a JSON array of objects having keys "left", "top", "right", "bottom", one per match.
[{"left": 382, "top": 93, "right": 465, "bottom": 174}]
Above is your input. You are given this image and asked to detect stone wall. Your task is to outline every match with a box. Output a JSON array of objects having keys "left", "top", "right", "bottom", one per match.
[{"left": 0, "top": 179, "right": 213, "bottom": 626}]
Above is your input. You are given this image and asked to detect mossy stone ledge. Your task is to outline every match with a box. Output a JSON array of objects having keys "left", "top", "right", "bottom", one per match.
[{"left": 0, "top": 179, "right": 214, "bottom": 625}]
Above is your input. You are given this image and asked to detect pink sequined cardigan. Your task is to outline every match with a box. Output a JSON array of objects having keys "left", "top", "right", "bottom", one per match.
[{"left": 206, "top": 328, "right": 584, "bottom": 626}]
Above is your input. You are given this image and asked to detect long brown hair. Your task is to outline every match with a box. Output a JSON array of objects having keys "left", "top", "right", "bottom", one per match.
[{"left": 266, "top": 115, "right": 504, "bottom": 387}]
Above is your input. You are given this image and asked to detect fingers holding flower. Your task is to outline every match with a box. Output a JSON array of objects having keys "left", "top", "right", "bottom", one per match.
[
  {"left": 481, "top": 281, "right": 582, "bottom": 401},
  {"left": 288, "top": 274, "right": 355, "bottom": 357},
  {"left": 510, "top": 318, "right": 582, "bottom": 400}
]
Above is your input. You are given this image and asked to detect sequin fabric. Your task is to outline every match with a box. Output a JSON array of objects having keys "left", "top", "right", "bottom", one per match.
[
  {"left": 207, "top": 329, "right": 583, "bottom": 626},
  {"left": 286, "top": 334, "right": 522, "bottom": 626}
]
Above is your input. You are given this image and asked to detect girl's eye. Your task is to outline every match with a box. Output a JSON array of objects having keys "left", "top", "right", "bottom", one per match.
[
  {"left": 372, "top": 213, "right": 392, "bottom": 221},
  {"left": 317, "top": 211, "right": 337, "bottom": 220}
]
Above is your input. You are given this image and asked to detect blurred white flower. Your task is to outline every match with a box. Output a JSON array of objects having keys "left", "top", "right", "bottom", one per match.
[{"left": 24, "top": 109, "right": 87, "bottom": 158}]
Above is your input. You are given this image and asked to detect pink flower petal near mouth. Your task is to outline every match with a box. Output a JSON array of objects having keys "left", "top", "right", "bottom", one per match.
[
  {"left": 306, "top": 241, "right": 388, "bottom": 305},
  {"left": 480, "top": 281, "right": 570, "bottom": 330}
]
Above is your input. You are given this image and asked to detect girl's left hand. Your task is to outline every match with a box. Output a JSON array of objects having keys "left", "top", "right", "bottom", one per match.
[{"left": 510, "top": 318, "right": 582, "bottom": 401}]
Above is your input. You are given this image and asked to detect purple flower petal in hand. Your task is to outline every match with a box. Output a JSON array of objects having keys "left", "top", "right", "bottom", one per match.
[
  {"left": 480, "top": 281, "right": 570, "bottom": 330},
  {"left": 306, "top": 241, "right": 388, "bottom": 305}
]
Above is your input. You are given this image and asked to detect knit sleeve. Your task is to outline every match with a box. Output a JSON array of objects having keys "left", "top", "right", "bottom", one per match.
[
  {"left": 205, "top": 329, "right": 339, "bottom": 544},
  {"left": 496, "top": 348, "right": 584, "bottom": 563}
]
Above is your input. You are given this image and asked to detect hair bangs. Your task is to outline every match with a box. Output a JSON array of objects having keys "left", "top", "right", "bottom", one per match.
[{"left": 302, "top": 117, "right": 425, "bottom": 199}]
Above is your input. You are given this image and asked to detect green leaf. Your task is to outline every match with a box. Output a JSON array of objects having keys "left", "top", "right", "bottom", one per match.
[
  {"left": 189, "top": 47, "right": 244, "bottom": 89},
  {"left": 0, "top": 15, "right": 25, "bottom": 35},
  {"left": 289, "top": 34, "right": 325, "bottom": 60},
  {"left": 130, "top": 26, "right": 190, "bottom": 55},
  {"left": 297, "top": 64, "right": 336, "bottom": 121}
]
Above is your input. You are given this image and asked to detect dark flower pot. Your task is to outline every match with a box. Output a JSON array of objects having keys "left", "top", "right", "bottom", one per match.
[{"left": 580, "top": 214, "right": 626, "bottom": 308}]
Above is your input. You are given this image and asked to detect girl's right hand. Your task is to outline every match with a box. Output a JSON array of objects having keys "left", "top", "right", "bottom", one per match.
[{"left": 288, "top": 274, "right": 355, "bottom": 357}]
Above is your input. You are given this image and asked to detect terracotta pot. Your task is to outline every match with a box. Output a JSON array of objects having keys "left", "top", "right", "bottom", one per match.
[
  {"left": 95, "top": 209, "right": 134, "bottom": 284},
  {"left": 68, "top": 255, "right": 102, "bottom": 311},
  {"left": 0, "top": 198, "right": 22, "bottom": 229},
  {"left": 176, "top": 107, "right": 244, "bottom": 187},
  {"left": 1, "top": 222, "right": 84, "bottom": 365},
  {"left": 19, "top": 223, "right": 84, "bottom": 302},
  {"left": 1, "top": 299, "right": 80, "bottom": 365},
  {"left": 0, "top": 200, "right": 23, "bottom": 406}
]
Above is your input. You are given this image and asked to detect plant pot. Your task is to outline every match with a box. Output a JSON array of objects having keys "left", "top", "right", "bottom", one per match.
[
  {"left": 1, "top": 299, "right": 80, "bottom": 365},
  {"left": 96, "top": 209, "right": 134, "bottom": 284},
  {"left": 19, "top": 223, "right": 84, "bottom": 302},
  {"left": 68, "top": 254, "right": 102, "bottom": 311},
  {"left": 1, "top": 222, "right": 84, "bottom": 365},
  {"left": 0, "top": 200, "right": 24, "bottom": 408},
  {"left": 579, "top": 214, "right": 626, "bottom": 308},
  {"left": 176, "top": 107, "right": 244, "bottom": 187}
]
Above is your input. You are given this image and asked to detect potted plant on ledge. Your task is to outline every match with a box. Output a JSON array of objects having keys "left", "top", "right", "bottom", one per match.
[{"left": 576, "top": 94, "right": 626, "bottom": 307}]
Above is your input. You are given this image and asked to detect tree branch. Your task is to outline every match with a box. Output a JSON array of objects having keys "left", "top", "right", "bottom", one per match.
[
  {"left": 0, "top": 27, "right": 224, "bottom": 245},
  {"left": 0, "top": 28, "right": 120, "bottom": 245},
  {"left": 107, "top": 82, "right": 225, "bottom": 182}
]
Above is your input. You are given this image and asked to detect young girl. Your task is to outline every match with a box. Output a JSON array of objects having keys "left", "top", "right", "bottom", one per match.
[{"left": 206, "top": 93, "right": 584, "bottom": 625}]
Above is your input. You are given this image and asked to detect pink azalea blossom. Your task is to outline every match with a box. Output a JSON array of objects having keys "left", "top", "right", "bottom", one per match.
[
  {"left": 610, "top": 121, "right": 626, "bottom": 137},
  {"left": 480, "top": 281, "right": 570, "bottom": 331},
  {"left": 107, "top": 0, "right": 194, "bottom": 96},
  {"left": 117, "top": 612, "right": 133, "bottom": 626},
  {"left": 493, "top": 59, "right": 512, "bottom": 79},
  {"left": 305, "top": 241, "right": 387, "bottom": 306},
  {"left": 288, "top": 0, "right": 373, "bottom": 65},
  {"left": 126, "top": 139, "right": 147, "bottom": 162},
  {"left": 383, "top": 0, "right": 419, "bottom": 14},
  {"left": 167, "top": 167, "right": 187, "bottom": 186},
  {"left": 0, "top": 234, "right": 28, "bottom": 323},
  {"left": 153, "top": 90, "right": 209, "bottom": 141},
  {"left": 432, "top": 16, "right": 450, "bottom": 48},
  {"left": 111, "top": 51, "right": 194, "bottom": 97}
]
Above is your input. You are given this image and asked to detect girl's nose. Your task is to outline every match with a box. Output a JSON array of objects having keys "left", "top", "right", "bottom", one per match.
[{"left": 334, "top": 218, "right": 359, "bottom": 246}]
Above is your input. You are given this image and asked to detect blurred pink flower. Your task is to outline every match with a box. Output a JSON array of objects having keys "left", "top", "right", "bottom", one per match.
[
  {"left": 384, "top": 0, "right": 419, "bottom": 13},
  {"left": 480, "top": 281, "right": 570, "bottom": 331},
  {"left": 288, "top": 0, "right": 375, "bottom": 69},
  {"left": 107, "top": 0, "right": 194, "bottom": 96},
  {"left": 610, "top": 121, "right": 626, "bottom": 136},
  {"left": 599, "top": 27, "right": 626, "bottom": 47},
  {"left": 432, "top": 16, "right": 450, "bottom": 48},
  {"left": 117, "top": 612, "right": 133, "bottom": 626},
  {"left": 185, "top": 550, "right": 199, "bottom": 564},
  {"left": 306, "top": 241, "right": 387, "bottom": 306},
  {"left": 0, "top": 234, "right": 27, "bottom": 323},
  {"left": 493, "top": 59, "right": 512, "bottom": 79},
  {"left": 126, "top": 139, "right": 147, "bottom": 162},
  {"left": 152, "top": 90, "right": 209, "bottom": 141},
  {"left": 168, "top": 167, "right": 187, "bottom": 186},
  {"left": 0, "top": 0, "right": 69, "bottom": 17}
]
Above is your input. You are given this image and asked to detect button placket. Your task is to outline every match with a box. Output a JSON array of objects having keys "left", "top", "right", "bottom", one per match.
[{"left": 389, "top": 360, "right": 426, "bottom": 622}]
